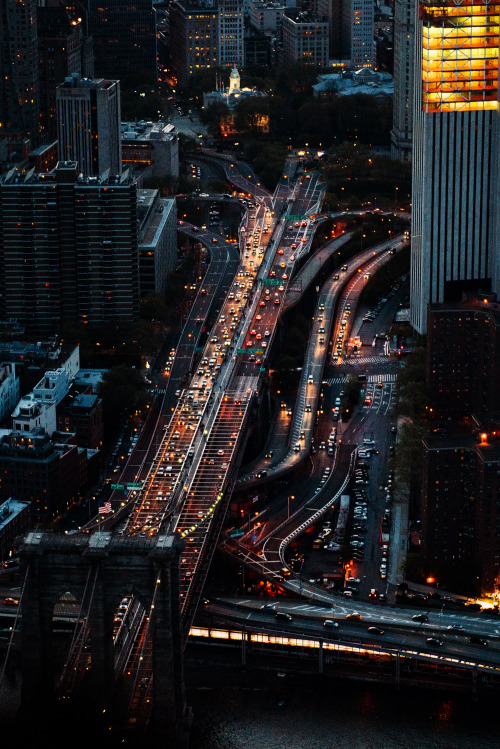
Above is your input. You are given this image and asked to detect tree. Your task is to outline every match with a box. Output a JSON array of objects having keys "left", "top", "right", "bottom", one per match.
[
  {"left": 392, "top": 420, "right": 426, "bottom": 499},
  {"left": 98, "top": 365, "right": 146, "bottom": 438},
  {"left": 272, "top": 354, "right": 300, "bottom": 390},
  {"left": 140, "top": 293, "right": 170, "bottom": 327},
  {"left": 200, "top": 100, "right": 231, "bottom": 140},
  {"left": 234, "top": 96, "right": 269, "bottom": 136}
]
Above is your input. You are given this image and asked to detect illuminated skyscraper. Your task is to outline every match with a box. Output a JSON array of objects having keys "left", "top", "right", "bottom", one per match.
[{"left": 410, "top": 0, "right": 500, "bottom": 334}]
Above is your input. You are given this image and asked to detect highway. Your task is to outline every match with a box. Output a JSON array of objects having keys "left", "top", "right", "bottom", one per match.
[
  {"left": 237, "top": 234, "right": 406, "bottom": 488},
  {"left": 118, "top": 166, "right": 324, "bottom": 614},
  {"left": 196, "top": 598, "right": 500, "bottom": 676}
]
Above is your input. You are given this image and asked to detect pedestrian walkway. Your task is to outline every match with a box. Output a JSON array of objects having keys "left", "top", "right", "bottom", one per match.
[
  {"left": 334, "top": 355, "right": 389, "bottom": 366},
  {"left": 327, "top": 372, "right": 396, "bottom": 386},
  {"left": 367, "top": 373, "right": 396, "bottom": 383}
]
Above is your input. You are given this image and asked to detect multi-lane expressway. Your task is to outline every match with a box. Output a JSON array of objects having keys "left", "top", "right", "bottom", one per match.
[
  {"left": 117, "top": 166, "right": 325, "bottom": 635},
  {"left": 197, "top": 597, "right": 500, "bottom": 675}
]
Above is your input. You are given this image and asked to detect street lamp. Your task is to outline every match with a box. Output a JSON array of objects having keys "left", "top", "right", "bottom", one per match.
[{"left": 288, "top": 495, "right": 295, "bottom": 519}]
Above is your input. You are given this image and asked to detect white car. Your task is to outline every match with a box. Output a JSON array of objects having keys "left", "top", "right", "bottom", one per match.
[{"left": 265, "top": 330, "right": 270, "bottom": 336}]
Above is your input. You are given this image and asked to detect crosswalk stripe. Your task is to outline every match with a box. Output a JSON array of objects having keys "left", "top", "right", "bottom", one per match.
[
  {"left": 334, "top": 355, "right": 390, "bottom": 365},
  {"left": 328, "top": 373, "right": 397, "bottom": 386},
  {"left": 367, "top": 373, "right": 396, "bottom": 383}
]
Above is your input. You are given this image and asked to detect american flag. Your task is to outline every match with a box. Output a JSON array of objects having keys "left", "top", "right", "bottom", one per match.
[{"left": 98, "top": 501, "right": 112, "bottom": 515}]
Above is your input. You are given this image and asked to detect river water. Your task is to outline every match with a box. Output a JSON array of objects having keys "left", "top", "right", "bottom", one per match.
[{"left": 189, "top": 677, "right": 499, "bottom": 749}]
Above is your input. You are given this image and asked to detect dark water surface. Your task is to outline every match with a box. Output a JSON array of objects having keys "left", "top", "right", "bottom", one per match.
[{"left": 189, "top": 679, "right": 500, "bottom": 749}]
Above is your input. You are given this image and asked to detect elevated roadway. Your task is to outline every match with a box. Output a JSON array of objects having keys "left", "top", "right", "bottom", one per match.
[{"left": 237, "top": 235, "right": 404, "bottom": 488}]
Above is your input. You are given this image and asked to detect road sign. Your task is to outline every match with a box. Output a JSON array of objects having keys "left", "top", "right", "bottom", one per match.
[
  {"left": 127, "top": 483, "right": 142, "bottom": 490},
  {"left": 263, "top": 278, "right": 281, "bottom": 286},
  {"left": 239, "top": 348, "right": 263, "bottom": 354},
  {"left": 260, "top": 367, "right": 266, "bottom": 372},
  {"left": 111, "top": 484, "right": 124, "bottom": 491},
  {"left": 229, "top": 528, "right": 245, "bottom": 538}
]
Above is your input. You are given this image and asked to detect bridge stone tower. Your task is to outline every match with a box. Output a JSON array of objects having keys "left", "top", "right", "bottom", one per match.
[{"left": 18, "top": 530, "right": 189, "bottom": 742}]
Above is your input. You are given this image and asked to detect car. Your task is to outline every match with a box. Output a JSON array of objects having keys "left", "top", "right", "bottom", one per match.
[
  {"left": 346, "top": 613, "right": 362, "bottom": 620},
  {"left": 377, "top": 382, "right": 383, "bottom": 388},
  {"left": 278, "top": 249, "right": 284, "bottom": 255},
  {"left": 275, "top": 611, "right": 293, "bottom": 622},
  {"left": 447, "top": 625, "right": 465, "bottom": 632},
  {"left": 323, "top": 619, "right": 339, "bottom": 628},
  {"left": 367, "top": 626, "right": 384, "bottom": 635},
  {"left": 217, "top": 449, "right": 224, "bottom": 456},
  {"left": 260, "top": 602, "right": 276, "bottom": 610},
  {"left": 412, "top": 613, "right": 429, "bottom": 623},
  {"left": 347, "top": 577, "right": 360, "bottom": 584},
  {"left": 426, "top": 637, "right": 443, "bottom": 646},
  {"left": 260, "top": 301, "right": 266, "bottom": 307},
  {"left": 265, "top": 330, "right": 270, "bottom": 336},
  {"left": 212, "top": 238, "right": 217, "bottom": 243},
  {"left": 469, "top": 635, "right": 488, "bottom": 646},
  {"left": 3, "top": 597, "right": 19, "bottom": 606},
  {"left": 369, "top": 589, "right": 378, "bottom": 599}
]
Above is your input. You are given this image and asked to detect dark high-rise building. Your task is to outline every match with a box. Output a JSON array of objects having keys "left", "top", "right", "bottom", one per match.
[
  {"left": 391, "top": 0, "right": 415, "bottom": 161},
  {"left": 56, "top": 75, "right": 122, "bottom": 177},
  {"left": 169, "top": 2, "right": 219, "bottom": 85},
  {"left": 427, "top": 294, "right": 500, "bottom": 420},
  {"left": 281, "top": 11, "right": 329, "bottom": 68},
  {"left": 219, "top": 0, "right": 245, "bottom": 69},
  {"left": 0, "top": 0, "right": 40, "bottom": 146},
  {"left": 87, "top": 0, "right": 157, "bottom": 78},
  {"left": 0, "top": 161, "right": 139, "bottom": 334},
  {"left": 37, "top": 2, "right": 90, "bottom": 140},
  {"left": 422, "top": 429, "right": 500, "bottom": 594}
]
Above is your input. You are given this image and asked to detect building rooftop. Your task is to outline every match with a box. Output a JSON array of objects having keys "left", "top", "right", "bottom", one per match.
[
  {"left": 0, "top": 162, "right": 132, "bottom": 186},
  {"left": 74, "top": 369, "right": 107, "bottom": 392},
  {"left": 121, "top": 120, "right": 177, "bottom": 143},
  {"left": 313, "top": 69, "right": 393, "bottom": 98},
  {"left": 58, "top": 73, "right": 118, "bottom": 91},
  {"left": 140, "top": 199, "right": 176, "bottom": 247},
  {"left": 0, "top": 498, "right": 31, "bottom": 533},
  {"left": 429, "top": 293, "right": 500, "bottom": 324}
]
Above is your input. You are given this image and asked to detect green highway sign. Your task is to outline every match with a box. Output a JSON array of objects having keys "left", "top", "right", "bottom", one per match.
[
  {"left": 229, "top": 528, "right": 245, "bottom": 538},
  {"left": 264, "top": 278, "right": 281, "bottom": 286},
  {"left": 127, "top": 483, "right": 142, "bottom": 490},
  {"left": 238, "top": 348, "right": 246, "bottom": 354},
  {"left": 239, "top": 348, "right": 263, "bottom": 354},
  {"left": 260, "top": 367, "right": 266, "bottom": 372},
  {"left": 111, "top": 484, "right": 124, "bottom": 491}
]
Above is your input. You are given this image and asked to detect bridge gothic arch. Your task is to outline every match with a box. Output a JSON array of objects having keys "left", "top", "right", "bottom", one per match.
[{"left": 17, "top": 530, "right": 188, "bottom": 742}]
